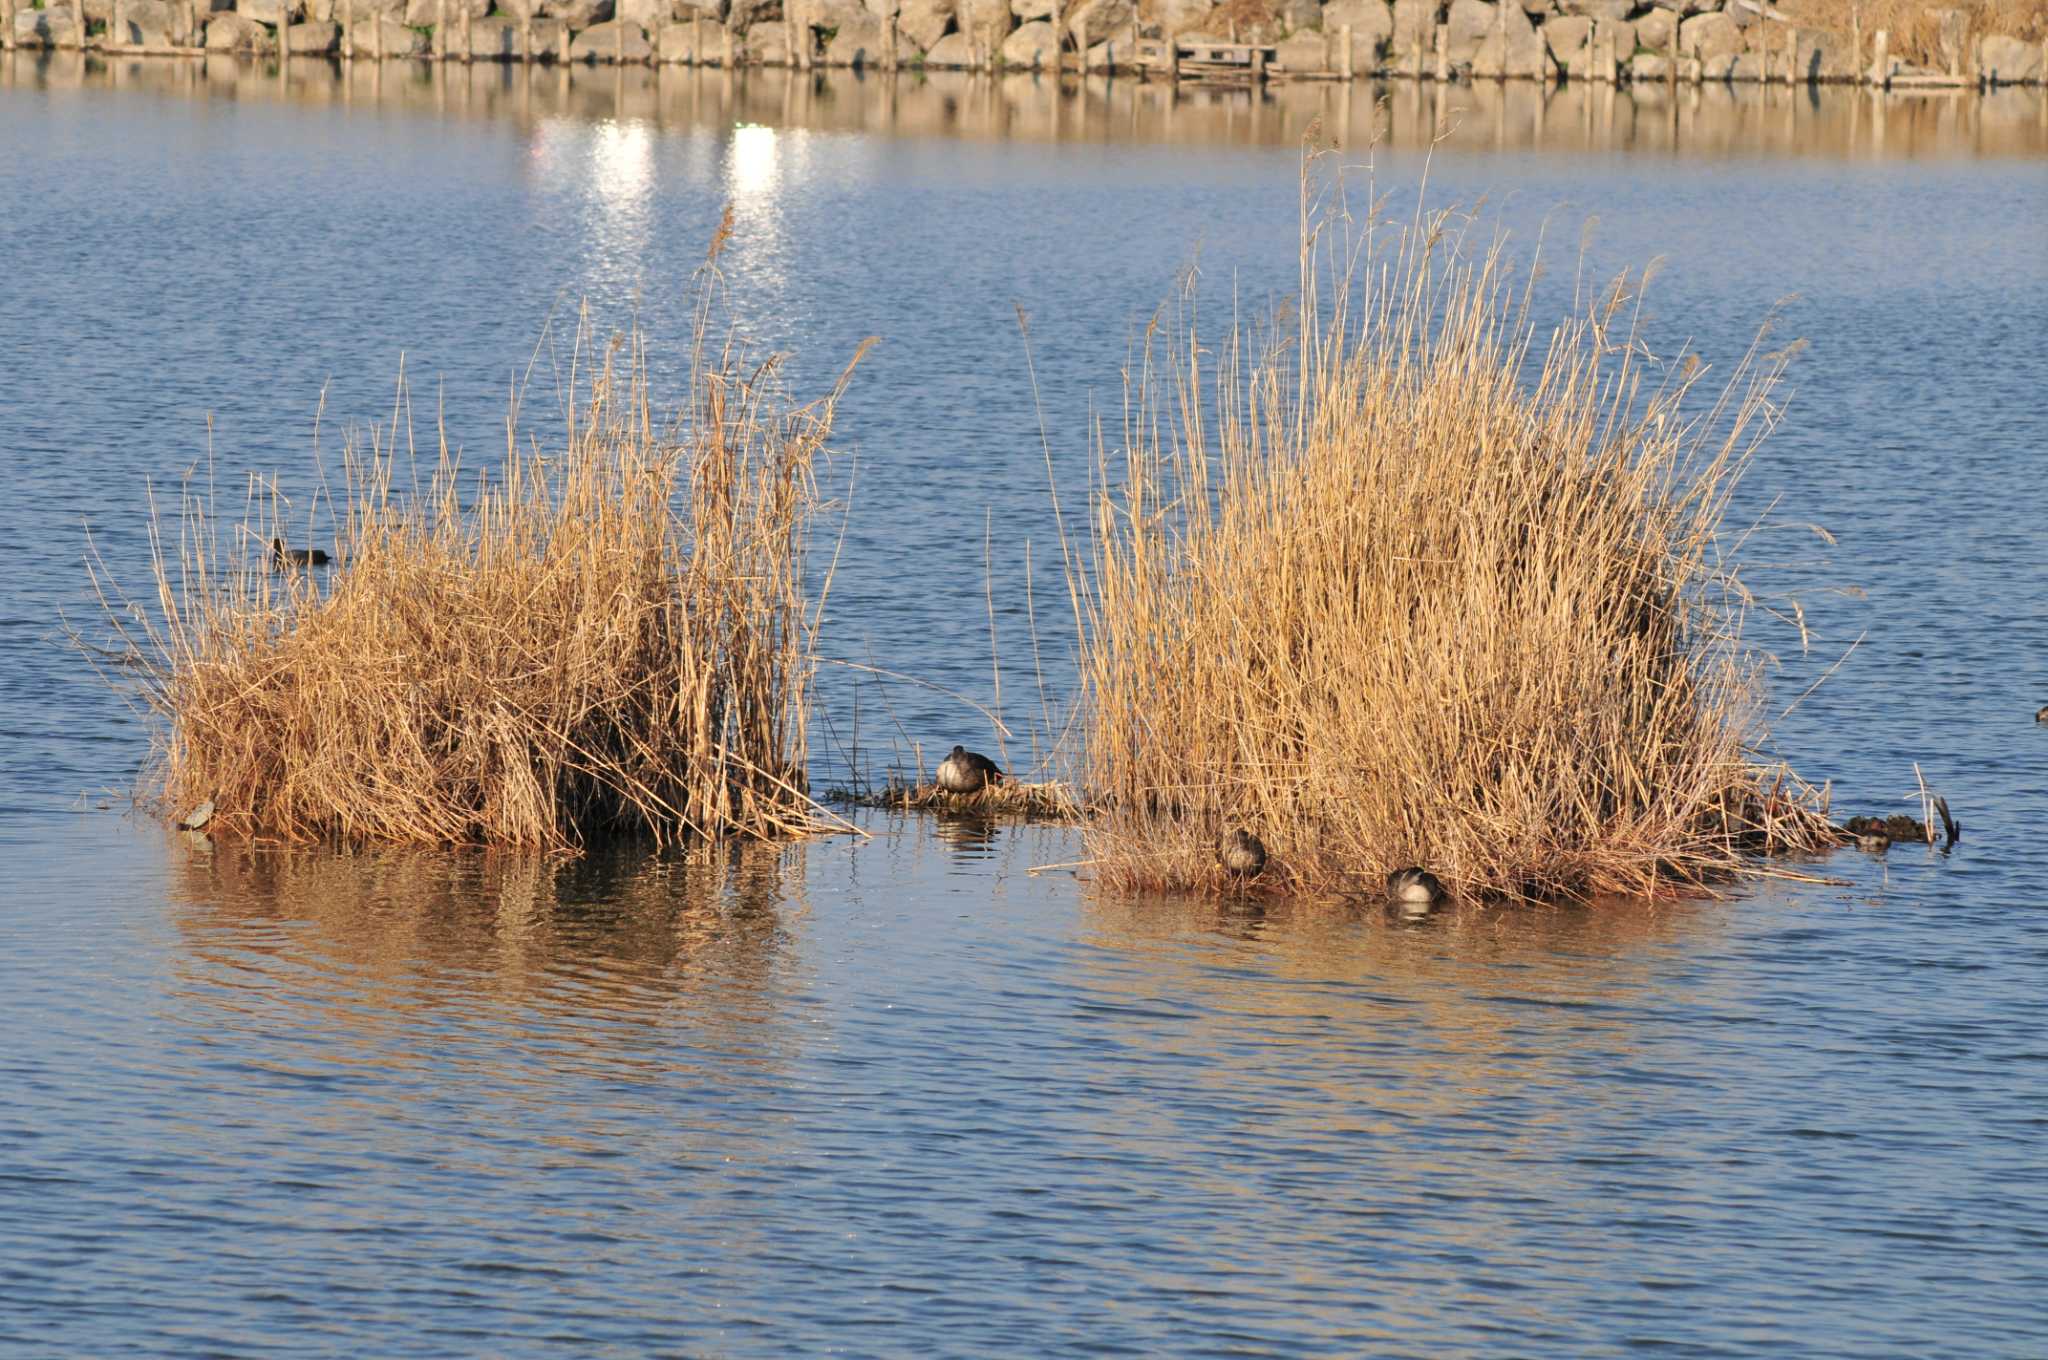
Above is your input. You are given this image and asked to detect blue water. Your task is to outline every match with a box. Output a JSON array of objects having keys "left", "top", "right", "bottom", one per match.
[{"left": 2, "top": 64, "right": 2046, "bottom": 1357}]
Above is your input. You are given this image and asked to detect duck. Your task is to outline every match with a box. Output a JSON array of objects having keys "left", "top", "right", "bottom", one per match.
[
  {"left": 1855, "top": 830, "right": 1890, "bottom": 853},
  {"left": 1386, "top": 866, "right": 1445, "bottom": 908},
  {"left": 2037, "top": 704, "right": 2048, "bottom": 723},
  {"left": 935, "top": 744, "right": 1004, "bottom": 794},
  {"left": 271, "top": 538, "right": 330, "bottom": 568},
  {"left": 1217, "top": 828, "right": 1267, "bottom": 880}
]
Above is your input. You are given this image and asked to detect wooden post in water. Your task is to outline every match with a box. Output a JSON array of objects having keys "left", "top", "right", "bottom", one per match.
[
  {"left": 1340, "top": 22, "right": 1352, "bottom": 79},
  {"left": 342, "top": 0, "right": 353, "bottom": 60},
  {"left": 723, "top": 22, "right": 733, "bottom": 67},
  {"left": 109, "top": 0, "right": 122, "bottom": 49},
  {"left": 521, "top": 8, "right": 532, "bottom": 62},
  {"left": 1408, "top": 27, "right": 1421, "bottom": 79},
  {"left": 1166, "top": 24, "right": 1178, "bottom": 80},
  {"left": 1433, "top": 21, "right": 1446, "bottom": 82},
  {"left": 69, "top": 0, "right": 83, "bottom": 50},
  {"left": 460, "top": 0, "right": 471, "bottom": 62},
  {"left": 885, "top": 13, "right": 896, "bottom": 70},
  {"left": 1872, "top": 28, "right": 1887, "bottom": 88},
  {"left": 1491, "top": 0, "right": 1503, "bottom": 80},
  {"left": 434, "top": 0, "right": 445, "bottom": 60},
  {"left": 615, "top": 6, "right": 624, "bottom": 63},
  {"left": 1, "top": 0, "right": 14, "bottom": 54},
  {"left": 691, "top": 13, "right": 702, "bottom": 66},
  {"left": 1849, "top": 5, "right": 1861, "bottom": 85}
]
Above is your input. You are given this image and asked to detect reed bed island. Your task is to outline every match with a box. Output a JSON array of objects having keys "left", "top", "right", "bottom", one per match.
[
  {"left": 95, "top": 256, "right": 871, "bottom": 853},
  {"left": 1071, "top": 179, "right": 1835, "bottom": 902}
]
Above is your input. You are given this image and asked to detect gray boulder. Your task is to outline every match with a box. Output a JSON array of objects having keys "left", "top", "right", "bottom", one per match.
[
  {"left": 1633, "top": 5, "right": 1675, "bottom": 52},
  {"left": 349, "top": 14, "right": 430, "bottom": 51},
  {"left": 1555, "top": 0, "right": 1629, "bottom": 21},
  {"left": 110, "top": 0, "right": 188, "bottom": 46},
  {"left": 1064, "top": 0, "right": 1128, "bottom": 44},
  {"left": 11, "top": 6, "right": 80, "bottom": 45},
  {"left": 923, "top": 27, "right": 973, "bottom": 62},
  {"left": 1468, "top": 0, "right": 1540, "bottom": 76},
  {"left": 1789, "top": 25, "right": 1852, "bottom": 81},
  {"left": 1542, "top": 13, "right": 1587, "bottom": 65},
  {"left": 1545, "top": 14, "right": 1630, "bottom": 76},
  {"left": 438, "top": 12, "right": 523, "bottom": 54},
  {"left": 727, "top": 0, "right": 778, "bottom": 26},
  {"left": 1323, "top": 0, "right": 1392, "bottom": 69},
  {"left": 656, "top": 16, "right": 732, "bottom": 56},
  {"left": 621, "top": 0, "right": 684, "bottom": 26},
  {"left": 954, "top": 0, "right": 1010, "bottom": 45},
  {"left": 568, "top": 16, "right": 652, "bottom": 56},
  {"left": 745, "top": 19, "right": 792, "bottom": 60},
  {"left": 203, "top": 12, "right": 273, "bottom": 48},
  {"left": 402, "top": 0, "right": 490, "bottom": 23},
  {"left": 237, "top": 0, "right": 304, "bottom": 23},
  {"left": 822, "top": 10, "right": 888, "bottom": 62},
  {"left": 1979, "top": 33, "right": 2044, "bottom": 84},
  {"left": 999, "top": 15, "right": 1055, "bottom": 63},
  {"left": 1443, "top": 0, "right": 1492, "bottom": 68},
  {"left": 893, "top": 0, "right": 952, "bottom": 47},
  {"left": 285, "top": 17, "right": 339, "bottom": 48},
  {"left": 1678, "top": 10, "right": 1739, "bottom": 62},
  {"left": 1628, "top": 51, "right": 1669, "bottom": 79},
  {"left": 1389, "top": 0, "right": 1432, "bottom": 60},
  {"left": 550, "top": 0, "right": 617, "bottom": 26}
]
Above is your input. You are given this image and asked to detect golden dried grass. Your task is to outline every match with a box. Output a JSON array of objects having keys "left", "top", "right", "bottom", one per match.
[
  {"left": 91, "top": 256, "right": 871, "bottom": 853},
  {"left": 1781, "top": 0, "right": 2048, "bottom": 66},
  {"left": 1071, "top": 172, "right": 1835, "bottom": 902}
]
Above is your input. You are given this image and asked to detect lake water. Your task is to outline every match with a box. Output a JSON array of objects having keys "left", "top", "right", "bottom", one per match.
[{"left": 3, "top": 58, "right": 2046, "bottom": 1356}]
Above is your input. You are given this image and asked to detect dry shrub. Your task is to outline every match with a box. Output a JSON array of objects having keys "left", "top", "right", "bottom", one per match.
[
  {"left": 1780, "top": 0, "right": 2048, "bottom": 66},
  {"left": 93, "top": 257, "right": 870, "bottom": 853},
  {"left": 1073, "top": 173, "right": 1834, "bottom": 902}
]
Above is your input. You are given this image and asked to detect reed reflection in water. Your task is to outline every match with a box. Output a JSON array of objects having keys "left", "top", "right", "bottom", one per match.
[{"left": 7, "top": 50, "right": 2047, "bottom": 160}]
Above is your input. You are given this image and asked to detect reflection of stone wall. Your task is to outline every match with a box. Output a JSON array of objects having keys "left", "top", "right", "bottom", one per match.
[
  {"left": 14, "top": 50, "right": 2046, "bottom": 158},
  {"left": 6, "top": 0, "right": 2043, "bottom": 86}
]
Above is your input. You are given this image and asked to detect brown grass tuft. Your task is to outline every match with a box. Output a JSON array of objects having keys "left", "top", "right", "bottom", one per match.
[
  {"left": 1071, "top": 171, "right": 1836, "bottom": 903},
  {"left": 91, "top": 270, "right": 871, "bottom": 854}
]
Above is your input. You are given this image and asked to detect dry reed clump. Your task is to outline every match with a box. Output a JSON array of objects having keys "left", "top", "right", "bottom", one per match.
[
  {"left": 1072, "top": 179, "right": 1835, "bottom": 902},
  {"left": 92, "top": 259, "right": 871, "bottom": 854}
]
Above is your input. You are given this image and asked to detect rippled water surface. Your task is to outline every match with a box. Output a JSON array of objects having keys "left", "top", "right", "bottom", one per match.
[{"left": 2, "top": 64, "right": 2046, "bottom": 1356}]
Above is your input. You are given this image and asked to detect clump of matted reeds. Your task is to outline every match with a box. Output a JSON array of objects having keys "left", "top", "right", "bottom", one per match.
[
  {"left": 88, "top": 240, "right": 872, "bottom": 854},
  {"left": 1071, "top": 172, "right": 1836, "bottom": 902},
  {"left": 849, "top": 772, "right": 1083, "bottom": 819}
]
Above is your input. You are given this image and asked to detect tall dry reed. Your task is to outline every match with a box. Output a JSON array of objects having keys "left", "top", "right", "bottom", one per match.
[
  {"left": 92, "top": 248, "right": 870, "bottom": 853},
  {"left": 1073, "top": 173, "right": 1833, "bottom": 901}
]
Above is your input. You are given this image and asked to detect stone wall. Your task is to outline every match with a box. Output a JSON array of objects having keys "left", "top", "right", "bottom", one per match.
[{"left": 5, "top": 0, "right": 2043, "bottom": 86}]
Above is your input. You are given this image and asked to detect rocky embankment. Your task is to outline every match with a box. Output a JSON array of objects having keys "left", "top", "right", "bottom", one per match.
[{"left": 6, "top": 0, "right": 2044, "bottom": 87}]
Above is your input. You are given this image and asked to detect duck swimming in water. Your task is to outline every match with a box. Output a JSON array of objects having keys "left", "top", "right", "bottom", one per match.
[
  {"left": 935, "top": 744, "right": 1004, "bottom": 794},
  {"left": 1386, "top": 867, "right": 1444, "bottom": 908},
  {"left": 1217, "top": 828, "right": 1267, "bottom": 880},
  {"left": 271, "top": 539, "right": 330, "bottom": 567}
]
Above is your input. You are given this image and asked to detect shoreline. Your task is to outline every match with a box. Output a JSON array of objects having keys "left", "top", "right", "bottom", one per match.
[
  {"left": 8, "top": 49, "right": 2044, "bottom": 160},
  {"left": 5, "top": 0, "right": 2044, "bottom": 93}
]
